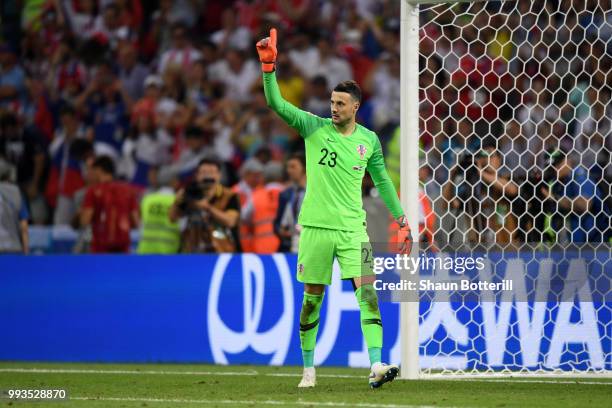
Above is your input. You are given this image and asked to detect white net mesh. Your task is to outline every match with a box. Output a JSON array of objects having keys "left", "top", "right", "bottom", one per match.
[{"left": 415, "top": 0, "right": 610, "bottom": 376}]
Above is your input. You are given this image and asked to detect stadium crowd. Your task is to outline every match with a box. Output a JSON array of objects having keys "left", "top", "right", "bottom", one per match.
[{"left": 0, "top": 0, "right": 609, "bottom": 254}]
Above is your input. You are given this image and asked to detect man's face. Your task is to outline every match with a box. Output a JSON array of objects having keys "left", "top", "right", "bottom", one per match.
[
  {"left": 330, "top": 91, "right": 359, "bottom": 126},
  {"left": 103, "top": 7, "right": 118, "bottom": 29},
  {"left": 60, "top": 113, "right": 77, "bottom": 131},
  {"left": 196, "top": 164, "right": 220, "bottom": 185},
  {"left": 286, "top": 158, "right": 305, "bottom": 183},
  {"left": 118, "top": 45, "right": 136, "bottom": 68},
  {"left": 488, "top": 150, "right": 502, "bottom": 169},
  {"left": 556, "top": 159, "right": 571, "bottom": 179},
  {"left": 244, "top": 171, "right": 262, "bottom": 188},
  {"left": 186, "top": 135, "right": 204, "bottom": 151},
  {"left": 0, "top": 51, "right": 12, "bottom": 67},
  {"left": 172, "top": 28, "right": 187, "bottom": 49}
]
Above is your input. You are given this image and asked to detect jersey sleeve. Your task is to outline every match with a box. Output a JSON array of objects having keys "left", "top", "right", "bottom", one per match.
[
  {"left": 367, "top": 136, "right": 404, "bottom": 219},
  {"left": 263, "top": 72, "right": 326, "bottom": 138}
]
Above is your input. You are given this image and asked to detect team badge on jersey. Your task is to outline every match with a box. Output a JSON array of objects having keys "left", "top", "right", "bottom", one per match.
[
  {"left": 357, "top": 144, "right": 367, "bottom": 159},
  {"left": 298, "top": 263, "right": 305, "bottom": 275}
]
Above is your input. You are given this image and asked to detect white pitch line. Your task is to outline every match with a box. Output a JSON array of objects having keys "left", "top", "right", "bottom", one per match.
[
  {"left": 0, "top": 368, "right": 258, "bottom": 376},
  {"left": 71, "top": 396, "right": 444, "bottom": 408},
  {"left": 449, "top": 378, "right": 612, "bottom": 386},
  {"left": 1, "top": 368, "right": 611, "bottom": 385},
  {"left": 0, "top": 367, "right": 360, "bottom": 379},
  {"left": 267, "top": 372, "right": 361, "bottom": 378}
]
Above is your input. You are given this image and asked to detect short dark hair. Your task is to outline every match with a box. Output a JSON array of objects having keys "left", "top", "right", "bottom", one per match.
[
  {"left": 198, "top": 157, "right": 221, "bottom": 170},
  {"left": 185, "top": 126, "right": 204, "bottom": 139},
  {"left": 288, "top": 152, "right": 306, "bottom": 168},
  {"left": 333, "top": 80, "right": 361, "bottom": 103},
  {"left": 92, "top": 156, "right": 115, "bottom": 176},
  {"left": 312, "top": 75, "right": 328, "bottom": 88},
  {"left": 0, "top": 112, "right": 18, "bottom": 128},
  {"left": 59, "top": 104, "right": 77, "bottom": 117}
]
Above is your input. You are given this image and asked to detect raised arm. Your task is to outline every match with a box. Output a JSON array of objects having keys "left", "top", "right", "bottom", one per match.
[{"left": 257, "top": 28, "right": 324, "bottom": 137}]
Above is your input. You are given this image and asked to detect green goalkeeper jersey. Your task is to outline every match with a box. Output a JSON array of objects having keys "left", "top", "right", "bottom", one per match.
[{"left": 263, "top": 72, "right": 404, "bottom": 231}]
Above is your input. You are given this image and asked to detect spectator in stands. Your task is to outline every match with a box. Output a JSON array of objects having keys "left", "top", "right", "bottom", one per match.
[
  {"left": 538, "top": 149, "right": 607, "bottom": 243},
  {"left": 233, "top": 158, "right": 264, "bottom": 253},
  {"left": 185, "top": 59, "right": 214, "bottom": 116},
  {"left": 0, "top": 160, "right": 29, "bottom": 254},
  {"left": 477, "top": 144, "right": 521, "bottom": 245},
  {"left": 0, "top": 0, "right": 609, "bottom": 254},
  {"left": 46, "top": 105, "right": 88, "bottom": 225},
  {"left": 80, "top": 155, "right": 139, "bottom": 253},
  {"left": 210, "top": 8, "right": 252, "bottom": 52},
  {"left": 0, "top": 112, "right": 46, "bottom": 218},
  {"left": 0, "top": 44, "right": 26, "bottom": 109},
  {"left": 304, "top": 75, "right": 330, "bottom": 118},
  {"left": 45, "top": 36, "right": 88, "bottom": 113},
  {"left": 313, "top": 37, "right": 353, "bottom": 93},
  {"left": 137, "top": 183, "right": 180, "bottom": 254},
  {"left": 443, "top": 140, "right": 503, "bottom": 246},
  {"left": 117, "top": 42, "right": 150, "bottom": 101},
  {"left": 71, "top": 151, "right": 95, "bottom": 253},
  {"left": 158, "top": 22, "right": 202, "bottom": 75},
  {"left": 364, "top": 52, "right": 400, "bottom": 131},
  {"left": 158, "top": 126, "right": 213, "bottom": 186},
  {"left": 76, "top": 60, "right": 132, "bottom": 161},
  {"left": 275, "top": 54, "right": 305, "bottom": 108},
  {"left": 89, "top": 2, "right": 131, "bottom": 50},
  {"left": 57, "top": 0, "right": 97, "bottom": 40},
  {"left": 240, "top": 105, "right": 289, "bottom": 160},
  {"left": 274, "top": 153, "right": 306, "bottom": 253},
  {"left": 121, "top": 104, "right": 172, "bottom": 189},
  {"left": 169, "top": 157, "right": 241, "bottom": 253},
  {"left": 288, "top": 32, "right": 320, "bottom": 80},
  {"left": 211, "top": 48, "right": 259, "bottom": 103},
  {"left": 243, "top": 161, "right": 284, "bottom": 254}
]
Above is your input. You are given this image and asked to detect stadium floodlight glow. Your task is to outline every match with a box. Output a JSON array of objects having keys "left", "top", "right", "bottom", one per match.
[{"left": 400, "top": 0, "right": 610, "bottom": 378}]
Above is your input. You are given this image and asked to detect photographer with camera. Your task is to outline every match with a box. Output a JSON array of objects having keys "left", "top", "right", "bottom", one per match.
[{"left": 169, "top": 158, "right": 241, "bottom": 253}]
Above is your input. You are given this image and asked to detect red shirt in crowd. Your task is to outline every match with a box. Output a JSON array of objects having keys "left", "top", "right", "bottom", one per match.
[{"left": 83, "top": 181, "right": 139, "bottom": 253}]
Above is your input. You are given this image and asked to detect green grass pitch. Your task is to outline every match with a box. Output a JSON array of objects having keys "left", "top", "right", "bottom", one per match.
[{"left": 1, "top": 362, "right": 610, "bottom": 407}]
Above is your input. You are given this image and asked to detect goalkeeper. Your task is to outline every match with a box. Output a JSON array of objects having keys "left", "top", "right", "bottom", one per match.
[{"left": 257, "top": 29, "right": 412, "bottom": 389}]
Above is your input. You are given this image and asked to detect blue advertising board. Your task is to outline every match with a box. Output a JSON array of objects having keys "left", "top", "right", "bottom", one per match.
[{"left": 0, "top": 253, "right": 609, "bottom": 370}]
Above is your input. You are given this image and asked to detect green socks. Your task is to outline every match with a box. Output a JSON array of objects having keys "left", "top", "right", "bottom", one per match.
[
  {"left": 299, "top": 292, "right": 324, "bottom": 368},
  {"left": 299, "top": 286, "right": 382, "bottom": 368},
  {"left": 355, "top": 284, "right": 383, "bottom": 365}
]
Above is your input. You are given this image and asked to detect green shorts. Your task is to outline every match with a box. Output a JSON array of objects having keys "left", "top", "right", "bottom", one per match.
[{"left": 296, "top": 225, "right": 374, "bottom": 285}]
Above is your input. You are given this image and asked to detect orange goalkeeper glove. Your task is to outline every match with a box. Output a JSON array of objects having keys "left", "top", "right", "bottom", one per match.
[
  {"left": 256, "top": 28, "right": 278, "bottom": 73},
  {"left": 396, "top": 215, "right": 414, "bottom": 255}
]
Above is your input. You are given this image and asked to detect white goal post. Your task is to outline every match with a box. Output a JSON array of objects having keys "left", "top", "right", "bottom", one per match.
[{"left": 399, "top": 0, "right": 611, "bottom": 378}]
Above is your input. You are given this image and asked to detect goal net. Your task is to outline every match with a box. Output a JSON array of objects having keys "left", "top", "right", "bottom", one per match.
[{"left": 409, "top": 0, "right": 610, "bottom": 376}]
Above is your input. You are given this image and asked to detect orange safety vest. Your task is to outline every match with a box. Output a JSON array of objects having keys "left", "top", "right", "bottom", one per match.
[
  {"left": 251, "top": 183, "right": 283, "bottom": 254},
  {"left": 387, "top": 189, "right": 436, "bottom": 249},
  {"left": 232, "top": 183, "right": 254, "bottom": 253}
]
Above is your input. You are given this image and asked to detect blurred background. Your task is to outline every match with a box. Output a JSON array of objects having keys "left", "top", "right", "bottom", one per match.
[{"left": 0, "top": 0, "right": 609, "bottom": 255}]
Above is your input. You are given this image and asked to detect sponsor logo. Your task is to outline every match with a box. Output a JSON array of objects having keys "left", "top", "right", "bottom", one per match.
[
  {"left": 208, "top": 254, "right": 294, "bottom": 364},
  {"left": 352, "top": 165, "right": 365, "bottom": 171},
  {"left": 298, "top": 263, "right": 305, "bottom": 274}
]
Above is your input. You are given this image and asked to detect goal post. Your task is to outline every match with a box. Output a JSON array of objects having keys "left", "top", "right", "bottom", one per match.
[
  {"left": 399, "top": 0, "right": 420, "bottom": 380},
  {"left": 399, "top": 0, "right": 611, "bottom": 378}
]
